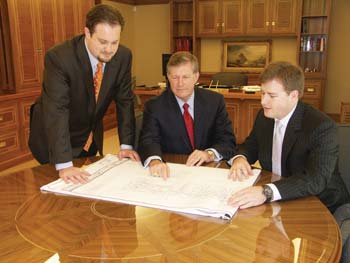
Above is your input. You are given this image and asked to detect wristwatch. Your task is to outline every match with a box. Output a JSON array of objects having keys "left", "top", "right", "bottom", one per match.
[
  {"left": 206, "top": 150, "right": 215, "bottom": 161},
  {"left": 262, "top": 185, "right": 273, "bottom": 203}
]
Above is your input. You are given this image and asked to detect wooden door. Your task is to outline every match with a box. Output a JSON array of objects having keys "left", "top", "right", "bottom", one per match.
[
  {"left": 246, "top": 0, "right": 270, "bottom": 34},
  {"left": 221, "top": 0, "right": 244, "bottom": 35},
  {"left": 7, "top": 0, "right": 43, "bottom": 92},
  {"left": 197, "top": 0, "right": 220, "bottom": 36},
  {"left": 270, "top": 0, "right": 298, "bottom": 34}
]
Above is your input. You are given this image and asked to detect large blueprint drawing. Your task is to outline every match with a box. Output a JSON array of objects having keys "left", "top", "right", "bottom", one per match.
[{"left": 40, "top": 154, "right": 260, "bottom": 220}]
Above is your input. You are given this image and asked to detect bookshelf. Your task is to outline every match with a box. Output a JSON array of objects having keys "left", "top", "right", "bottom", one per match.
[
  {"left": 170, "top": 0, "right": 195, "bottom": 53},
  {"left": 298, "top": 0, "right": 331, "bottom": 78}
]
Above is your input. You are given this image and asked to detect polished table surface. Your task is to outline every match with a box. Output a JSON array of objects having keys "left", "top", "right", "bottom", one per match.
[{"left": 0, "top": 155, "right": 341, "bottom": 262}]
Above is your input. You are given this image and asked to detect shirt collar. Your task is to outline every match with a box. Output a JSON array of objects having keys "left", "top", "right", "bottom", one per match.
[
  {"left": 175, "top": 91, "right": 195, "bottom": 110},
  {"left": 275, "top": 103, "right": 297, "bottom": 127},
  {"left": 84, "top": 38, "right": 105, "bottom": 75}
]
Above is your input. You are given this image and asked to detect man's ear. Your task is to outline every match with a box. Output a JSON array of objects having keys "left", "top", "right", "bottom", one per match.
[
  {"left": 84, "top": 27, "right": 91, "bottom": 38},
  {"left": 194, "top": 72, "right": 200, "bottom": 83},
  {"left": 290, "top": 89, "right": 299, "bottom": 100}
]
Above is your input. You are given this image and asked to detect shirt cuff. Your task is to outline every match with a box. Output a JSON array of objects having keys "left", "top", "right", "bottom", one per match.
[
  {"left": 205, "top": 148, "right": 222, "bottom": 162},
  {"left": 227, "top": 154, "right": 247, "bottom": 166},
  {"left": 120, "top": 144, "right": 133, "bottom": 150},
  {"left": 143, "top": 156, "right": 162, "bottom": 167},
  {"left": 55, "top": 161, "right": 73, "bottom": 171},
  {"left": 267, "top": 183, "right": 282, "bottom": 202}
]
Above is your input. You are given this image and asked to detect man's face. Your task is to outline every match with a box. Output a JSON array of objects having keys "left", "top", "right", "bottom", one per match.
[
  {"left": 167, "top": 62, "right": 199, "bottom": 102},
  {"left": 85, "top": 23, "right": 121, "bottom": 63},
  {"left": 260, "top": 79, "right": 298, "bottom": 120}
]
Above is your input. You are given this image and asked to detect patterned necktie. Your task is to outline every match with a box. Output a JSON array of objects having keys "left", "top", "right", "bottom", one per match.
[
  {"left": 272, "top": 120, "right": 284, "bottom": 176},
  {"left": 83, "top": 62, "right": 104, "bottom": 151},
  {"left": 183, "top": 103, "right": 194, "bottom": 149}
]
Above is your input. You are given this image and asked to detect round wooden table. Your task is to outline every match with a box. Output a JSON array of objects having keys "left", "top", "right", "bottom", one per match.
[{"left": 0, "top": 155, "right": 341, "bottom": 262}]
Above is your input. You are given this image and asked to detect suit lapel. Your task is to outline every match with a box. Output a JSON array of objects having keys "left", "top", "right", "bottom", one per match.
[
  {"left": 281, "top": 102, "right": 303, "bottom": 175},
  {"left": 76, "top": 36, "right": 95, "bottom": 115},
  {"left": 193, "top": 88, "right": 205, "bottom": 149}
]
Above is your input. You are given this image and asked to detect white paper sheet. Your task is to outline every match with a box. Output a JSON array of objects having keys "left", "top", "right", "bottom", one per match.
[{"left": 41, "top": 154, "right": 260, "bottom": 220}]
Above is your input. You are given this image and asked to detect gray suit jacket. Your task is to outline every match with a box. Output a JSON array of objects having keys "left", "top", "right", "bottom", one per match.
[
  {"left": 238, "top": 101, "right": 349, "bottom": 212},
  {"left": 29, "top": 35, "right": 135, "bottom": 164}
]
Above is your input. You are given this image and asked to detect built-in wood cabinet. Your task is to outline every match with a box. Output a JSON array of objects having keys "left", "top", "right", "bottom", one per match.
[
  {"left": 6, "top": 0, "right": 94, "bottom": 93},
  {"left": 297, "top": 0, "right": 332, "bottom": 111},
  {"left": 196, "top": 0, "right": 298, "bottom": 37},
  {"left": 196, "top": 0, "right": 244, "bottom": 36},
  {"left": 246, "top": 0, "right": 298, "bottom": 35},
  {"left": 0, "top": 0, "right": 94, "bottom": 170}
]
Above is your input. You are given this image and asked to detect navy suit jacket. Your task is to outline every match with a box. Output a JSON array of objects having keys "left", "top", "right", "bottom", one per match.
[
  {"left": 238, "top": 101, "right": 349, "bottom": 212},
  {"left": 138, "top": 87, "right": 236, "bottom": 164},
  {"left": 29, "top": 35, "right": 135, "bottom": 164}
]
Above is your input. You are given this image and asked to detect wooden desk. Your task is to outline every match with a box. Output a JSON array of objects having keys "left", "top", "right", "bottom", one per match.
[
  {"left": 0, "top": 155, "right": 341, "bottom": 262},
  {"left": 134, "top": 88, "right": 261, "bottom": 144}
]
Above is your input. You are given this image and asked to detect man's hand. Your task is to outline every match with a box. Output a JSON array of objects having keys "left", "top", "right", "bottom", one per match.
[
  {"left": 149, "top": 159, "right": 169, "bottom": 179},
  {"left": 227, "top": 186, "right": 266, "bottom": 209},
  {"left": 118, "top": 149, "right": 140, "bottom": 161},
  {"left": 186, "top": 150, "right": 214, "bottom": 166},
  {"left": 228, "top": 156, "right": 253, "bottom": 181},
  {"left": 59, "top": 166, "right": 91, "bottom": 184}
]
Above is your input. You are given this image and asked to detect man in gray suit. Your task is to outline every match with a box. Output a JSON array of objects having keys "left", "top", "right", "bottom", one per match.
[
  {"left": 29, "top": 4, "right": 140, "bottom": 184},
  {"left": 227, "top": 61, "right": 349, "bottom": 213}
]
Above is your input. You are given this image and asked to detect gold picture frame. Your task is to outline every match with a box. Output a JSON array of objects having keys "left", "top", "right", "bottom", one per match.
[{"left": 223, "top": 41, "right": 271, "bottom": 73}]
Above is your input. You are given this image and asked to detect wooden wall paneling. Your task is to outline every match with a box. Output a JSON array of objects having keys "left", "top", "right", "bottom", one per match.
[
  {"left": 225, "top": 99, "right": 240, "bottom": 142},
  {"left": 221, "top": 0, "right": 244, "bottom": 35},
  {"left": 7, "top": 0, "right": 42, "bottom": 92},
  {"left": 271, "top": 0, "right": 297, "bottom": 34},
  {"left": 59, "top": 0, "right": 80, "bottom": 41},
  {"left": 246, "top": 0, "right": 270, "bottom": 34},
  {"left": 0, "top": 0, "right": 14, "bottom": 93},
  {"left": 196, "top": 0, "right": 220, "bottom": 36},
  {"left": 77, "top": 0, "right": 95, "bottom": 32}
]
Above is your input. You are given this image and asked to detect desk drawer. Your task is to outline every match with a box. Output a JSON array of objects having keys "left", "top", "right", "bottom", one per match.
[
  {"left": 304, "top": 80, "right": 322, "bottom": 99},
  {"left": 0, "top": 130, "right": 21, "bottom": 155},
  {"left": 0, "top": 102, "right": 18, "bottom": 128}
]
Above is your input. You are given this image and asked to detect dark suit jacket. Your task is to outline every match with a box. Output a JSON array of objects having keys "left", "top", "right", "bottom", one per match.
[
  {"left": 138, "top": 87, "right": 236, "bottom": 164},
  {"left": 238, "top": 101, "right": 349, "bottom": 212},
  {"left": 29, "top": 35, "right": 135, "bottom": 164}
]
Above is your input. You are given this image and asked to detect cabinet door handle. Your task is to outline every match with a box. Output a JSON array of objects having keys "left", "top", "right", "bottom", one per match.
[
  {"left": 222, "top": 22, "right": 224, "bottom": 27},
  {"left": 306, "top": 87, "right": 315, "bottom": 93},
  {"left": 216, "top": 23, "right": 220, "bottom": 27},
  {"left": 272, "top": 21, "right": 276, "bottom": 26},
  {"left": 266, "top": 21, "right": 270, "bottom": 26},
  {"left": 0, "top": 141, "right": 6, "bottom": 148},
  {"left": 0, "top": 115, "right": 3, "bottom": 121}
]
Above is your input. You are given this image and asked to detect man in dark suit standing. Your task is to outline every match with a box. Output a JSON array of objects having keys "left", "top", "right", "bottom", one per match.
[
  {"left": 29, "top": 4, "right": 140, "bottom": 184},
  {"left": 138, "top": 51, "right": 235, "bottom": 179},
  {"left": 227, "top": 61, "right": 349, "bottom": 213}
]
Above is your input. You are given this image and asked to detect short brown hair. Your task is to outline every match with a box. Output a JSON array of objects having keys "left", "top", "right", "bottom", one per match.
[
  {"left": 260, "top": 61, "right": 304, "bottom": 98},
  {"left": 86, "top": 4, "right": 125, "bottom": 34},
  {"left": 167, "top": 51, "right": 199, "bottom": 74}
]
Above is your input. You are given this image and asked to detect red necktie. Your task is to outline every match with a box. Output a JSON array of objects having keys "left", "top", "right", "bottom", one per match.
[
  {"left": 83, "top": 62, "right": 104, "bottom": 151},
  {"left": 183, "top": 103, "right": 194, "bottom": 149}
]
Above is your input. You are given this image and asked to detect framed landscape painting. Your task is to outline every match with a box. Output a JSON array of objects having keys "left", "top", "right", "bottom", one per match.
[{"left": 223, "top": 41, "right": 271, "bottom": 72}]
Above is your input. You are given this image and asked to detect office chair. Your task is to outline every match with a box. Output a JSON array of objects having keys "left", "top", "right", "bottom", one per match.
[
  {"left": 334, "top": 123, "right": 350, "bottom": 263},
  {"left": 211, "top": 72, "right": 248, "bottom": 87}
]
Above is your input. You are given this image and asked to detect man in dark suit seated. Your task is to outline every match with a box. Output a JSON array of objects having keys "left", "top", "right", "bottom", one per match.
[
  {"left": 227, "top": 61, "right": 349, "bottom": 214},
  {"left": 138, "top": 51, "right": 236, "bottom": 178},
  {"left": 29, "top": 4, "right": 140, "bottom": 184}
]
